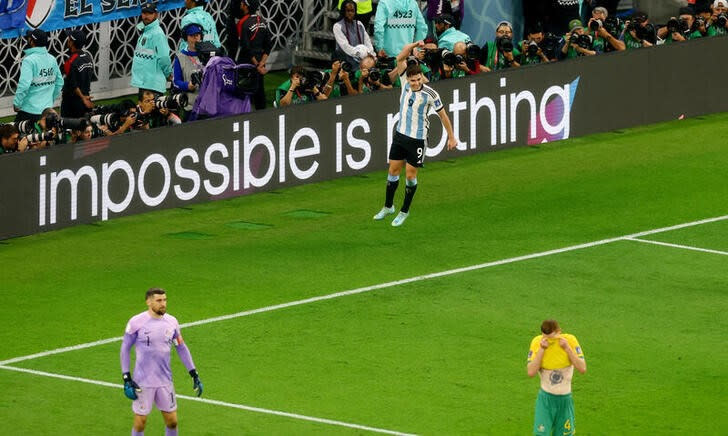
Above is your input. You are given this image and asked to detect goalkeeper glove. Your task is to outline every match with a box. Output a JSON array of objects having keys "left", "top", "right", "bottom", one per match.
[
  {"left": 189, "top": 369, "right": 203, "bottom": 397},
  {"left": 122, "top": 372, "right": 141, "bottom": 400}
]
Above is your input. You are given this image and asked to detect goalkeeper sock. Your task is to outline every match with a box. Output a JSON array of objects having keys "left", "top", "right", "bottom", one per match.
[
  {"left": 132, "top": 430, "right": 144, "bottom": 436},
  {"left": 165, "top": 428, "right": 177, "bottom": 436},
  {"left": 401, "top": 178, "right": 418, "bottom": 213},
  {"left": 385, "top": 174, "right": 399, "bottom": 208}
]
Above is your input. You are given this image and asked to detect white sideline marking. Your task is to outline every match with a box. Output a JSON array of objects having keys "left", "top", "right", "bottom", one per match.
[
  {"left": 1, "top": 214, "right": 727, "bottom": 368},
  {"left": 626, "top": 237, "right": 728, "bottom": 256},
  {"left": 0, "top": 365, "right": 416, "bottom": 436}
]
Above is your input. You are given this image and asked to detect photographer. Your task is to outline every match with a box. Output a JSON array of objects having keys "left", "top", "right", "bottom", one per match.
[
  {"left": 137, "top": 90, "right": 183, "bottom": 129},
  {"left": 0, "top": 124, "right": 29, "bottom": 154},
  {"left": 275, "top": 66, "right": 327, "bottom": 107},
  {"left": 520, "top": 25, "right": 554, "bottom": 65},
  {"left": 708, "top": 0, "right": 728, "bottom": 36},
  {"left": 322, "top": 60, "right": 358, "bottom": 98},
  {"left": 70, "top": 125, "right": 94, "bottom": 144},
  {"left": 483, "top": 21, "right": 521, "bottom": 71},
  {"left": 658, "top": 8, "right": 704, "bottom": 43},
  {"left": 91, "top": 100, "right": 138, "bottom": 136},
  {"left": 356, "top": 55, "right": 394, "bottom": 94},
  {"left": 622, "top": 11, "right": 656, "bottom": 49},
  {"left": 588, "top": 7, "right": 625, "bottom": 52},
  {"left": 562, "top": 20, "right": 598, "bottom": 58},
  {"left": 173, "top": 24, "right": 205, "bottom": 120}
]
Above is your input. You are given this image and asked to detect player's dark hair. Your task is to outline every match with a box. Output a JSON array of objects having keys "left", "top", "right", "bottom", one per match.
[
  {"left": 146, "top": 287, "right": 166, "bottom": 299},
  {"left": 405, "top": 63, "right": 423, "bottom": 77},
  {"left": 541, "top": 319, "right": 560, "bottom": 335},
  {"left": 290, "top": 65, "right": 305, "bottom": 77}
]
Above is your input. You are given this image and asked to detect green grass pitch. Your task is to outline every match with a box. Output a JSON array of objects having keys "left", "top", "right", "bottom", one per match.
[{"left": 1, "top": 112, "right": 727, "bottom": 435}]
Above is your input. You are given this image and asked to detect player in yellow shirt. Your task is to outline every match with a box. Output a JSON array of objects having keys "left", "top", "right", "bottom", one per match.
[{"left": 527, "top": 319, "right": 586, "bottom": 436}]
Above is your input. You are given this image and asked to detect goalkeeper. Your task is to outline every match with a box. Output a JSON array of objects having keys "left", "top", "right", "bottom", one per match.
[{"left": 120, "top": 288, "right": 203, "bottom": 436}]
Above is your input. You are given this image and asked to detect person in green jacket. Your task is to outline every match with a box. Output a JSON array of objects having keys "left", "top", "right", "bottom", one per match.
[
  {"left": 179, "top": 0, "right": 221, "bottom": 52},
  {"left": 483, "top": 21, "right": 521, "bottom": 71},
  {"left": 373, "top": 0, "right": 428, "bottom": 57},
  {"left": 434, "top": 13, "right": 470, "bottom": 51},
  {"left": 13, "top": 29, "right": 64, "bottom": 123},
  {"left": 131, "top": 2, "right": 173, "bottom": 96}
]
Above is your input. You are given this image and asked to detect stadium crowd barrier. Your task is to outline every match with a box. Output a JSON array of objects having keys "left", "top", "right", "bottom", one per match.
[{"left": 2, "top": 35, "right": 727, "bottom": 240}]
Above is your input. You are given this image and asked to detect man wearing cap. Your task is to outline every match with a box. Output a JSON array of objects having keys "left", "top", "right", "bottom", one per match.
[
  {"left": 131, "top": 2, "right": 172, "bottom": 96},
  {"left": 483, "top": 21, "right": 521, "bottom": 71},
  {"left": 61, "top": 29, "right": 95, "bottom": 118},
  {"left": 173, "top": 23, "right": 204, "bottom": 119},
  {"left": 234, "top": 0, "right": 272, "bottom": 110},
  {"left": 562, "top": 19, "right": 598, "bottom": 58},
  {"left": 373, "top": 0, "right": 428, "bottom": 58},
  {"left": 434, "top": 13, "right": 471, "bottom": 51},
  {"left": 179, "top": 0, "right": 220, "bottom": 52},
  {"left": 13, "top": 30, "right": 64, "bottom": 123}
]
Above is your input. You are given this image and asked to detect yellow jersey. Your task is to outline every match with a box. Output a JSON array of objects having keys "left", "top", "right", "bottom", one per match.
[{"left": 527, "top": 333, "right": 584, "bottom": 370}]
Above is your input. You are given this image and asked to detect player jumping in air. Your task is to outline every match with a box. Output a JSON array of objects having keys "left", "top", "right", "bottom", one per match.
[{"left": 372, "top": 40, "right": 458, "bottom": 226}]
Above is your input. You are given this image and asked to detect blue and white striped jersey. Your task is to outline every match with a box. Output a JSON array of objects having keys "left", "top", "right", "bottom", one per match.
[{"left": 396, "top": 73, "right": 444, "bottom": 140}]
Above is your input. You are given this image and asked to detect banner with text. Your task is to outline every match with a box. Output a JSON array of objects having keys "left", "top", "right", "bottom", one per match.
[
  {"left": 0, "top": 0, "right": 183, "bottom": 39},
  {"left": 1, "top": 36, "right": 727, "bottom": 239}
]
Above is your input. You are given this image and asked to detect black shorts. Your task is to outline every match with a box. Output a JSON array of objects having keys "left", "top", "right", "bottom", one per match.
[{"left": 389, "top": 131, "right": 426, "bottom": 167}]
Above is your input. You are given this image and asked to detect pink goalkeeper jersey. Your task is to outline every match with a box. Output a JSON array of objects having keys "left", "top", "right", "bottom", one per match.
[{"left": 124, "top": 311, "right": 183, "bottom": 387}]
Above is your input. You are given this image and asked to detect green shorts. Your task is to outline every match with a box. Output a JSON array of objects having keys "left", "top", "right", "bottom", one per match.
[{"left": 533, "top": 389, "right": 575, "bottom": 435}]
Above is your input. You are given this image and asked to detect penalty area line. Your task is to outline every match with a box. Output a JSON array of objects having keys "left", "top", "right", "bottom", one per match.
[
  {"left": 1, "top": 214, "right": 727, "bottom": 367},
  {"left": 0, "top": 365, "right": 417, "bottom": 436}
]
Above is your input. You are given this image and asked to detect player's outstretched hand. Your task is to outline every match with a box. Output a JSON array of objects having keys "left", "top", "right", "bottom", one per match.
[
  {"left": 122, "top": 372, "right": 141, "bottom": 400},
  {"left": 190, "top": 369, "right": 203, "bottom": 397}
]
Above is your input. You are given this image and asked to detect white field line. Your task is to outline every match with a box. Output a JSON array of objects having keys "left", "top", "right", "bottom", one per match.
[
  {"left": 625, "top": 237, "right": 728, "bottom": 256},
  {"left": 0, "top": 365, "right": 416, "bottom": 436},
  {"left": 1, "top": 213, "right": 727, "bottom": 368}
]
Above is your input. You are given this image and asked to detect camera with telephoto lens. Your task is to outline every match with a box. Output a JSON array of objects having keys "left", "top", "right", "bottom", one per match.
[
  {"left": 604, "top": 16, "right": 622, "bottom": 36},
  {"left": 340, "top": 61, "right": 353, "bottom": 73},
  {"left": 423, "top": 48, "right": 442, "bottom": 68},
  {"left": 441, "top": 49, "right": 464, "bottom": 67},
  {"left": 13, "top": 120, "right": 36, "bottom": 134},
  {"left": 539, "top": 33, "right": 561, "bottom": 59},
  {"left": 717, "top": 13, "right": 728, "bottom": 27},
  {"left": 89, "top": 112, "right": 120, "bottom": 131},
  {"left": 45, "top": 113, "right": 88, "bottom": 131},
  {"left": 154, "top": 93, "right": 188, "bottom": 110},
  {"left": 526, "top": 40, "right": 539, "bottom": 56},
  {"left": 373, "top": 58, "right": 394, "bottom": 86},
  {"left": 23, "top": 130, "right": 55, "bottom": 143},
  {"left": 693, "top": 16, "right": 706, "bottom": 31},
  {"left": 496, "top": 36, "right": 514, "bottom": 52},
  {"left": 589, "top": 18, "right": 603, "bottom": 31},
  {"left": 190, "top": 71, "right": 203, "bottom": 86},
  {"left": 575, "top": 33, "right": 593, "bottom": 49},
  {"left": 301, "top": 70, "right": 329, "bottom": 91},
  {"left": 367, "top": 67, "right": 382, "bottom": 83},
  {"left": 667, "top": 17, "right": 681, "bottom": 33},
  {"left": 465, "top": 43, "right": 481, "bottom": 60}
]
